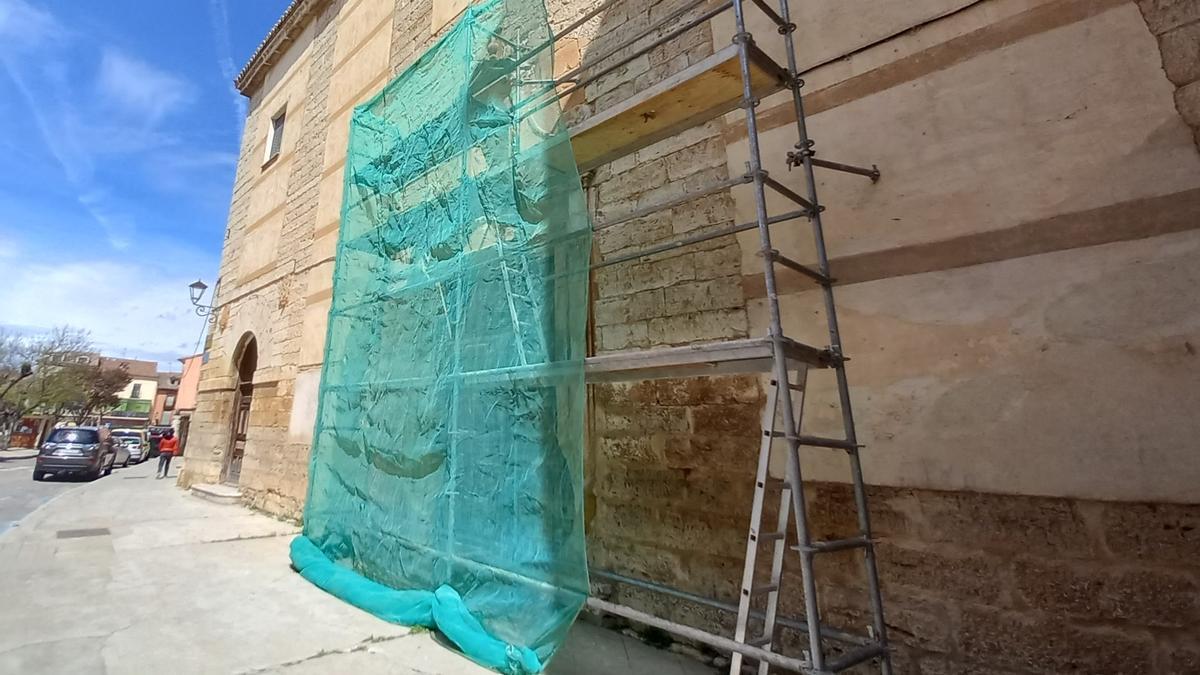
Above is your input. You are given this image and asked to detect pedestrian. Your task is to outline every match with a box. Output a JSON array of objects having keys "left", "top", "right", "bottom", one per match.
[{"left": 157, "top": 429, "right": 179, "bottom": 479}]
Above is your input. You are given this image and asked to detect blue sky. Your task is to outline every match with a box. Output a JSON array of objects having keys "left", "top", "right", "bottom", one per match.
[{"left": 0, "top": 0, "right": 288, "bottom": 368}]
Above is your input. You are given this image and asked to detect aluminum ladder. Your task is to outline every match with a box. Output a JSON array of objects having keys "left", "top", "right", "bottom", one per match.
[{"left": 727, "top": 0, "right": 890, "bottom": 668}]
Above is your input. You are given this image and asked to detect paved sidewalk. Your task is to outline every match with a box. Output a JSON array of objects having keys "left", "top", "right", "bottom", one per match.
[
  {"left": 0, "top": 460, "right": 713, "bottom": 675},
  {"left": 0, "top": 447, "right": 39, "bottom": 461}
]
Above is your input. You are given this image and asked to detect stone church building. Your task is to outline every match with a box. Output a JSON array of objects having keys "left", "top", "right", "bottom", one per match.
[{"left": 179, "top": 0, "right": 1200, "bottom": 671}]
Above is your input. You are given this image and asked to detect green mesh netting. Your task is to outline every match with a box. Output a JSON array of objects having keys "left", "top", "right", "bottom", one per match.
[{"left": 290, "top": 0, "right": 591, "bottom": 671}]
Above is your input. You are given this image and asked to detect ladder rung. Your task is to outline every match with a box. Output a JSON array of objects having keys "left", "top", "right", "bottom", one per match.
[
  {"left": 757, "top": 530, "right": 786, "bottom": 542},
  {"left": 796, "top": 434, "right": 858, "bottom": 451},
  {"left": 765, "top": 431, "right": 859, "bottom": 452},
  {"left": 757, "top": 478, "right": 792, "bottom": 492},
  {"left": 746, "top": 583, "right": 779, "bottom": 596},
  {"left": 761, "top": 174, "right": 817, "bottom": 212},
  {"left": 763, "top": 430, "right": 796, "bottom": 439},
  {"left": 807, "top": 157, "right": 882, "bottom": 183},
  {"left": 764, "top": 249, "right": 831, "bottom": 285},
  {"left": 768, "top": 378, "right": 805, "bottom": 391},
  {"left": 824, "top": 642, "right": 889, "bottom": 671},
  {"left": 796, "top": 535, "right": 870, "bottom": 554},
  {"left": 746, "top": 634, "right": 774, "bottom": 648}
]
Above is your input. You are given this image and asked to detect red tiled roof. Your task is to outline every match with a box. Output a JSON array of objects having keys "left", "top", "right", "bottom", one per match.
[
  {"left": 98, "top": 357, "right": 158, "bottom": 380},
  {"left": 235, "top": 0, "right": 333, "bottom": 95}
]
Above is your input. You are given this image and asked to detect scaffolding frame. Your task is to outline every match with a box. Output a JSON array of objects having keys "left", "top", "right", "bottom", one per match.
[
  {"left": 501, "top": 0, "right": 897, "bottom": 671},
  {"left": 348, "top": 0, "right": 894, "bottom": 670}
]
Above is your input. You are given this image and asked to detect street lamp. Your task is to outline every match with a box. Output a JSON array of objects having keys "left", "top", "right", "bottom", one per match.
[
  {"left": 189, "top": 279, "right": 219, "bottom": 323},
  {"left": 188, "top": 279, "right": 208, "bottom": 304}
]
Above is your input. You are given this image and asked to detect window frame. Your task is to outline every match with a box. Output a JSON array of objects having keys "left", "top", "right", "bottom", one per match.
[{"left": 264, "top": 107, "right": 286, "bottom": 166}]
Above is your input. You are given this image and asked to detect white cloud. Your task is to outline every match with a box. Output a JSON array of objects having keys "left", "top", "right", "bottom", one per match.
[
  {"left": 0, "top": 0, "right": 64, "bottom": 50},
  {"left": 78, "top": 189, "right": 136, "bottom": 250},
  {"left": 0, "top": 6, "right": 199, "bottom": 250},
  {"left": 207, "top": 0, "right": 248, "bottom": 130},
  {"left": 0, "top": 233, "right": 17, "bottom": 259},
  {"left": 96, "top": 48, "right": 197, "bottom": 126},
  {"left": 0, "top": 254, "right": 211, "bottom": 366},
  {"left": 0, "top": 2, "right": 227, "bottom": 364}
]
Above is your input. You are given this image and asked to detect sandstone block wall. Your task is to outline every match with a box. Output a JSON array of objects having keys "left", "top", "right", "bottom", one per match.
[
  {"left": 185, "top": 0, "right": 1200, "bottom": 671},
  {"left": 1139, "top": 0, "right": 1200, "bottom": 150},
  {"left": 577, "top": 0, "right": 1200, "bottom": 673},
  {"left": 179, "top": 2, "right": 346, "bottom": 517}
]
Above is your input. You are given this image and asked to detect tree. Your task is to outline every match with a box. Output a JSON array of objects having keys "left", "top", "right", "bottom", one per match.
[
  {"left": 0, "top": 329, "right": 30, "bottom": 391},
  {"left": 0, "top": 327, "right": 94, "bottom": 436},
  {"left": 68, "top": 364, "right": 132, "bottom": 424}
]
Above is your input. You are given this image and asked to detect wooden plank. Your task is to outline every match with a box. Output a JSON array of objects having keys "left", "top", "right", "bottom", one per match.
[
  {"left": 318, "top": 338, "right": 826, "bottom": 391},
  {"left": 585, "top": 337, "right": 826, "bottom": 383},
  {"left": 569, "top": 43, "right": 787, "bottom": 171}
]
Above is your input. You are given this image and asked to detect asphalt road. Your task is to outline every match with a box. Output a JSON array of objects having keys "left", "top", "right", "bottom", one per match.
[{"left": 0, "top": 455, "right": 88, "bottom": 536}]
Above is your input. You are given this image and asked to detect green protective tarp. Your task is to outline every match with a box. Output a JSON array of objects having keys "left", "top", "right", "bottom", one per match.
[{"left": 291, "top": 0, "right": 591, "bottom": 671}]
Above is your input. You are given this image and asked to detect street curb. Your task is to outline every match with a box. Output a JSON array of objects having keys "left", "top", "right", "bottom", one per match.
[{"left": 0, "top": 451, "right": 38, "bottom": 461}]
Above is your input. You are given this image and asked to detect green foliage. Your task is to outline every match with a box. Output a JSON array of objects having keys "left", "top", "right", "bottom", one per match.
[
  {"left": 68, "top": 363, "right": 133, "bottom": 423},
  {"left": 0, "top": 326, "right": 131, "bottom": 426},
  {"left": 0, "top": 326, "right": 91, "bottom": 422}
]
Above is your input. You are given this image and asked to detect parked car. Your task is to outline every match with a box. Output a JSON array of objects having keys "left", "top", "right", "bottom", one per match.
[
  {"left": 111, "top": 428, "right": 148, "bottom": 463},
  {"left": 33, "top": 427, "right": 120, "bottom": 481}
]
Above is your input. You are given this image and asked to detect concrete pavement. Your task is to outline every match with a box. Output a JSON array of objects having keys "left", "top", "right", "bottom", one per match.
[{"left": 0, "top": 458, "right": 714, "bottom": 674}]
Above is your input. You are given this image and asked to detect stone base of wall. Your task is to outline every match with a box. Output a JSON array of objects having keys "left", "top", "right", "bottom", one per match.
[
  {"left": 587, "top": 374, "right": 1200, "bottom": 674},
  {"left": 177, "top": 383, "right": 309, "bottom": 524},
  {"left": 1139, "top": 0, "right": 1200, "bottom": 150}
]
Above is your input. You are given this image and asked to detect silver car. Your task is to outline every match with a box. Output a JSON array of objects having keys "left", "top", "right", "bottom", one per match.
[
  {"left": 117, "top": 437, "right": 143, "bottom": 464},
  {"left": 111, "top": 429, "right": 147, "bottom": 464}
]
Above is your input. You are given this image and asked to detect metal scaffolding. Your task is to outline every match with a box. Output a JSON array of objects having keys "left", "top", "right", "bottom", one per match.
[{"left": 484, "top": 0, "right": 894, "bottom": 670}]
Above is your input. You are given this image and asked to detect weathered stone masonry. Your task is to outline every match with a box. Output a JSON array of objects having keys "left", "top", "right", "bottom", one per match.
[
  {"left": 1138, "top": 0, "right": 1200, "bottom": 148},
  {"left": 179, "top": 2, "right": 343, "bottom": 514},
  {"left": 579, "top": 1, "right": 1200, "bottom": 674},
  {"left": 185, "top": 0, "right": 1200, "bottom": 672}
]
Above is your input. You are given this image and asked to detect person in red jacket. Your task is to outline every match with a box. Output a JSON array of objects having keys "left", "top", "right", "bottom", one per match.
[{"left": 157, "top": 429, "right": 179, "bottom": 479}]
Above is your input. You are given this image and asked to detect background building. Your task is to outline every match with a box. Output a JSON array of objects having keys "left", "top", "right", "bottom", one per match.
[
  {"left": 174, "top": 353, "right": 203, "bottom": 452},
  {"left": 180, "top": 0, "right": 1200, "bottom": 671},
  {"left": 98, "top": 357, "right": 158, "bottom": 429},
  {"left": 151, "top": 372, "right": 180, "bottom": 427}
]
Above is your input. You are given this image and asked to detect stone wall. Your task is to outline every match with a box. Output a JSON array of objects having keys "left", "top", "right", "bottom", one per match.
[
  {"left": 575, "top": 0, "right": 766, "bottom": 660},
  {"left": 802, "top": 484, "right": 1200, "bottom": 673},
  {"left": 575, "top": 0, "right": 1200, "bottom": 672},
  {"left": 186, "top": 0, "right": 1200, "bottom": 671},
  {"left": 1138, "top": 0, "right": 1200, "bottom": 149},
  {"left": 178, "top": 3, "right": 344, "bottom": 516},
  {"left": 236, "top": 4, "right": 339, "bottom": 518}
]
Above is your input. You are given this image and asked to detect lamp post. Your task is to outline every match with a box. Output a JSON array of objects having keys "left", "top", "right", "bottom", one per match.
[{"left": 189, "top": 279, "right": 219, "bottom": 323}]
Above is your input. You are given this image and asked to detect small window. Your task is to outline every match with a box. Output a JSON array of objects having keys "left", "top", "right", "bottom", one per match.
[
  {"left": 76, "top": 356, "right": 88, "bottom": 364},
  {"left": 131, "top": 383, "right": 142, "bottom": 399},
  {"left": 165, "top": 395, "right": 176, "bottom": 408},
  {"left": 265, "top": 109, "right": 286, "bottom": 164}
]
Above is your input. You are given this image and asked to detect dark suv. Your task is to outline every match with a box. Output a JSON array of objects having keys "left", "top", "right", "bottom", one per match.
[{"left": 33, "top": 427, "right": 117, "bottom": 481}]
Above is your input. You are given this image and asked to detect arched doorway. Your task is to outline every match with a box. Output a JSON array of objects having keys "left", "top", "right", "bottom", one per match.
[{"left": 224, "top": 333, "right": 257, "bottom": 485}]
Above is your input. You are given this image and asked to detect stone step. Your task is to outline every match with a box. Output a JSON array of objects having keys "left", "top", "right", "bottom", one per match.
[{"left": 190, "top": 483, "right": 243, "bottom": 505}]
